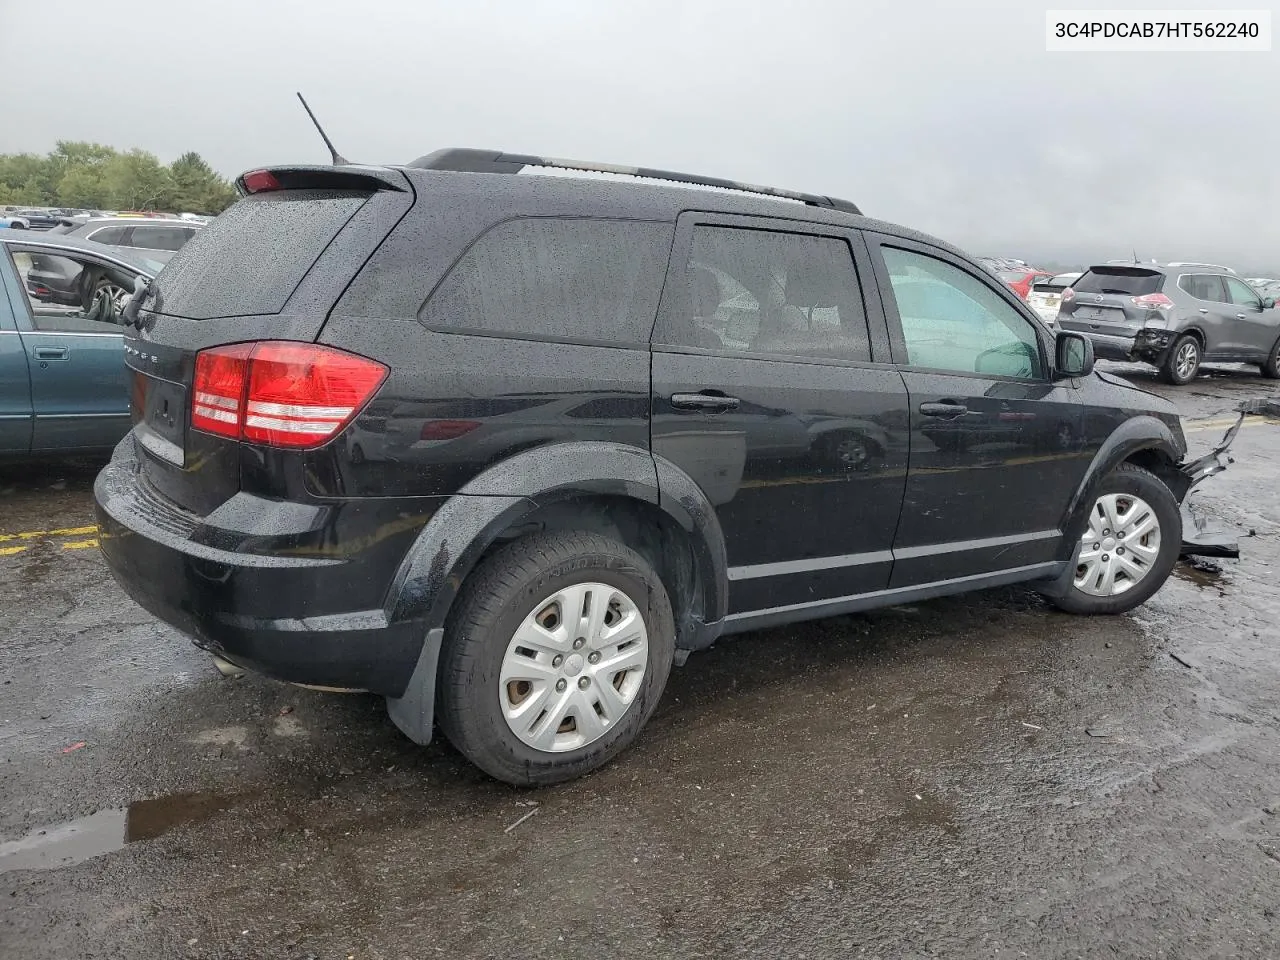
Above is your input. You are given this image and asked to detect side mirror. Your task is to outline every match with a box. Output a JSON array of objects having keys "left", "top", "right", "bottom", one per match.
[
  {"left": 1055, "top": 331, "right": 1094, "bottom": 379},
  {"left": 1263, "top": 297, "right": 1275, "bottom": 310}
]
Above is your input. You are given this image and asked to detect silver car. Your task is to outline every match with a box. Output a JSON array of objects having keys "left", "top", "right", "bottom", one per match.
[{"left": 51, "top": 217, "right": 202, "bottom": 264}]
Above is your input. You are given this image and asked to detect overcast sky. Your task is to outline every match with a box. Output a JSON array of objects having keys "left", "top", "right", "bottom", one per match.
[{"left": 2, "top": 0, "right": 1277, "bottom": 269}]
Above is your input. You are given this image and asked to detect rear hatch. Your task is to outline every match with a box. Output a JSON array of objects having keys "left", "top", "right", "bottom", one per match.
[
  {"left": 1058, "top": 266, "right": 1164, "bottom": 338},
  {"left": 125, "top": 166, "right": 413, "bottom": 514},
  {"left": 1026, "top": 277, "right": 1072, "bottom": 324}
]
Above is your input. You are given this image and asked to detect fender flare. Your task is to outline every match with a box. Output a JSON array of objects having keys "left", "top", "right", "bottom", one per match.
[
  {"left": 384, "top": 442, "right": 728, "bottom": 744},
  {"left": 1059, "top": 416, "right": 1183, "bottom": 553}
]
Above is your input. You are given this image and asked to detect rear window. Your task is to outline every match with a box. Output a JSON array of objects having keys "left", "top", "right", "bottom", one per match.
[
  {"left": 148, "top": 190, "right": 367, "bottom": 319},
  {"left": 420, "top": 218, "right": 674, "bottom": 345},
  {"left": 1072, "top": 267, "right": 1163, "bottom": 297}
]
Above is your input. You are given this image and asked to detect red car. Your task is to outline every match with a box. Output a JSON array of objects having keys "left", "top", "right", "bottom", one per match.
[{"left": 998, "top": 268, "right": 1053, "bottom": 300}]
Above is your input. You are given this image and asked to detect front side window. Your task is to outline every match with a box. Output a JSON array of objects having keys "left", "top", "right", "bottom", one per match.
[
  {"left": 662, "top": 225, "right": 870, "bottom": 362},
  {"left": 422, "top": 218, "right": 674, "bottom": 345},
  {"left": 7, "top": 248, "right": 133, "bottom": 332},
  {"left": 882, "top": 246, "right": 1044, "bottom": 379},
  {"left": 1224, "top": 276, "right": 1262, "bottom": 307}
]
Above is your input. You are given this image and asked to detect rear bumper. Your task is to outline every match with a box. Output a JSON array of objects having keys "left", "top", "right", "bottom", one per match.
[
  {"left": 1078, "top": 328, "right": 1178, "bottom": 363},
  {"left": 93, "top": 442, "right": 426, "bottom": 696}
]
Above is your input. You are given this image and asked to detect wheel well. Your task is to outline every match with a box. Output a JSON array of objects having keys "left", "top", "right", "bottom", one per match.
[
  {"left": 477, "top": 495, "right": 703, "bottom": 647},
  {"left": 1124, "top": 447, "right": 1189, "bottom": 500},
  {"left": 1180, "top": 327, "right": 1206, "bottom": 349}
]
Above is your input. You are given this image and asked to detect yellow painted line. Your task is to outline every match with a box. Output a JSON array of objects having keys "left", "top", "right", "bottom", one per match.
[
  {"left": 0, "top": 545, "right": 29, "bottom": 557},
  {"left": 0, "top": 525, "right": 98, "bottom": 543},
  {"left": 1185, "top": 418, "right": 1278, "bottom": 434},
  {"left": 61, "top": 539, "right": 99, "bottom": 551}
]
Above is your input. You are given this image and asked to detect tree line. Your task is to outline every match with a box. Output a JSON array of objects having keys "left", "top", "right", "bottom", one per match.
[{"left": 0, "top": 142, "right": 238, "bottom": 215}]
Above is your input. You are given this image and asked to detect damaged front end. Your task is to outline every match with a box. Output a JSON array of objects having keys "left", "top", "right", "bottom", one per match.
[{"left": 1175, "top": 399, "right": 1266, "bottom": 560}]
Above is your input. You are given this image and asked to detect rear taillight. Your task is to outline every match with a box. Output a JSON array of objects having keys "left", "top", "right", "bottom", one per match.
[
  {"left": 420, "top": 419, "right": 481, "bottom": 441},
  {"left": 191, "top": 341, "right": 386, "bottom": 449},
  {"left": 1061, "top": 287, "right": 1075, "bottom": 303},
  {"left": 1131, "top": 292, "right": 1175, "bottom": 311}
]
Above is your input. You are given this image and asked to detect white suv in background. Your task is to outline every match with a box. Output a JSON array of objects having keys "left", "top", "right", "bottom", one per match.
[{"left": 1026, "top": 272, "right": 1081, "bottom": 326}]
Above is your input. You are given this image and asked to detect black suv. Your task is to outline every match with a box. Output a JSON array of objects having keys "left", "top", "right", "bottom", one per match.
[
  {"left": 96, "top": 150, "right": 1225, "bottom": 785},
  {"left": 1057, "top": 262, "right": 1280, "bottom": 384}
]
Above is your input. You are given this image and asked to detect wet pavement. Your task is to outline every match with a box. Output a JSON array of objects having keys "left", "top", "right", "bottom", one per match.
[{"left": 2, "top": 363, "right": 1280, "bottom": 959}]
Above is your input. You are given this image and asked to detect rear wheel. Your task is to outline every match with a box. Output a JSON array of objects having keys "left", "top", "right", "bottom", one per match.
[
  {"left": 436, "top": 530, "right": 675, "bottom": 786},
  {"left": 1046, "top": 463, "right": 1181, "bottom": 615},
  {"left": 1160, "top": 334, "right": 1201, "bottom": 385}
]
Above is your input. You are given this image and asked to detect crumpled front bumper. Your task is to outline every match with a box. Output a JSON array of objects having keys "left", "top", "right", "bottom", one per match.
[{"left": 1175, "top": 401, "right": 1265, "bottom": 559}]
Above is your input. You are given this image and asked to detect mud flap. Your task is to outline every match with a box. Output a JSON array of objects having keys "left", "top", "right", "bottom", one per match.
[{"left": 385, "top": 627, "right": 444, "bottom": 745}]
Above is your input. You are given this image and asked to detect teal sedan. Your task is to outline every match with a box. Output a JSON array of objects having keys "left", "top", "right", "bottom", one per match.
[{"left": 0, "top": 233, "right": 159, "bottom": 455}]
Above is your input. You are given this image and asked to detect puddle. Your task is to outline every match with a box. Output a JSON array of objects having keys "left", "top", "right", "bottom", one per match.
[
  {"left": 0, "top": 791, "right": 242, "bottom": 874},
  {"left": 1174, "top": 559, "right": 1227, "bottom": 588}
]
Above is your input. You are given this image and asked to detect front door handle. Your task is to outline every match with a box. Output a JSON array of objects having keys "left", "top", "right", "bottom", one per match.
[
  {"left": 1199, "top": 308, "right": 1209, "bottom": 314},
  {"left": 919, "top": 400, "right": 968, "bottom": 419},
  {"left": 33, "top": 346, "right": 69, "bottom": 361},
  {"left": 671, "top": 391, "right": 741, "bottom": 412},
  {"left": 1236, "top": 313, "right": 1248, "bottom": 320}
]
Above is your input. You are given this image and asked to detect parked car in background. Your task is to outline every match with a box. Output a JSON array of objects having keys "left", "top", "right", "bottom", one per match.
[
  {"left": 998, "top": 267, "right": 1053, "bottom": 301},
  {"left": 1057, "top": 262, "right": 1279, "bottom": 383},
  {"left": 1027, "top": 272, "right": 1081, "bottom": 326},
  {"left": 95, "top": 149, "right": 1226, "bottom": 786},
  {"left": 0, "top": 216, "right": 31, "bottom": 230},
  {"left": 1247, "top": 278, "right": 1280, "bottom": 298},
  {"left": 0, "top": 232, "right": 156, "bottom": 456},
  {"left": 53, "top": 216, "right": 202, "bottom": 264},
  {"left": 11, "top": 209, "right": 61, "bottom": 230}
]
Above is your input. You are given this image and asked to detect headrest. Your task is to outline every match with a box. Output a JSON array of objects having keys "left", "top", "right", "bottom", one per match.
[
  {"left": 785, "top": 258, "right": 842, "bottom": 308},
  {"left": 689, "top": 266, "right": 721, "bottom": 318}
]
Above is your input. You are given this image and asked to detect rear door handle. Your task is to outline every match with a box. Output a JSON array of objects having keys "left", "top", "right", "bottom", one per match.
[
  {"left": 919, "top": 401, "right": 968, "bottom": 419},
  {"left": 1236, "top": 313, "right": 1248, "bottom": 320},
  {"left": 34, "top": 346, "right": 69, "bottom": 361},
  {"left": 670, "top": 391, "right": 741, "bottom": 412},
  {"left": 1199, "top": 308, "right": 1209, "bottom": 314}
]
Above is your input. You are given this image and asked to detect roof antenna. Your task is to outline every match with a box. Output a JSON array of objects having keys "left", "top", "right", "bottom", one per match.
[
  {"left": 1133, "top": 248, "right": 1140, "bottom": 264},
  {"left": 296, "top": 92, "right": 348, "bottom": 166}
]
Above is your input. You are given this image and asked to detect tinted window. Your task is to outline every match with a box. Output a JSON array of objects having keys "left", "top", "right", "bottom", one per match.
[
  {"left": 149, "top": 190, "right": 367, "bottom": 320},
  {"left": 422, "top": 218, "right": 673, "bottom": 344},
  {"left": 882, "top": 247, "right": 1043, "bottom": 379},
  {"left": 1178, "top": 274, "right": 1227, "bottom": 303},
  {"left": 662, "top": 226, "right": 870, "bottom": 362},
  {"left": 86, "top": 225, "right": 128, "bottom": 245},
  {"left": 1073, "top": 268, "right": 1163, "bottom": 296},
  {"left": 1224, "top": 276, "right": 1262, "bottom": 307},
  {"left": 7, "top": 249, "right": 134, "bottom": 332},
  {"left": 128, "top": 225, "right": 194, "bottom": 251}
]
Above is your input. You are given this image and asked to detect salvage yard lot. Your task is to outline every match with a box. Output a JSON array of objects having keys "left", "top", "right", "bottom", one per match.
[{"left": 3, "top": 365, "right": 1280, "bottom": 959}]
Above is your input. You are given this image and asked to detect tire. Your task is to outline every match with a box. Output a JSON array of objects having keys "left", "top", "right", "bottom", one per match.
[
  {"left": 436, "top": 530, "right": 675, "bottom": 786},
  {"left": 1046, "top": 463, "right": 1182, "bottom": 615},
  {"left": 1159, "top": 334, "right": 1201, "bottom": 385},
  {"left": 1261, "top": 336, "right": 1280, "bottom": 379}
]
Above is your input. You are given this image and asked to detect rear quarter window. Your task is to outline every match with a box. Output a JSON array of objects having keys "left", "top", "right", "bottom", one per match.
[
  {"left": 1073, "top": 268, "right": 1163, "bottom": 297},
  {"left": 148, "top": 190, "right": 367, "bottom": 320},
  {"left": 420, "top": 218, "right": 674, "bottom": 345}
]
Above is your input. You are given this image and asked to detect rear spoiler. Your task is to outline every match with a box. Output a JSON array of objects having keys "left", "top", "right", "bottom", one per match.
[{"left": 234, "top": 165, "right": 409, "bottom": 196}]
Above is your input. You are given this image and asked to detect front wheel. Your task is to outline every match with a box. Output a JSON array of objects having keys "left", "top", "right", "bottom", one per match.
[
  {"left": 436, "top": 530, "right": 675, "bottom": 786},
  {"left": 1260, "top": 335, "right": 1280, "bottom": 379},
  {"left": 1046, "top": 464, "right": 1181, "bottom": 615},
  {"left": 1160, "top": 334, "right": 1201, "bottom": 385}
]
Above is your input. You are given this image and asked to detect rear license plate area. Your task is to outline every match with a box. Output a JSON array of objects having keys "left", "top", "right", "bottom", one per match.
[{"left": 131, "top": 369, "right": 187, "bottom": 465}]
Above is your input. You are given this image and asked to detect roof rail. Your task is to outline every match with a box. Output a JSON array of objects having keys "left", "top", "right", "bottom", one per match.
[
  {"left": 1167, "top": 261, "right": 1237, "bottom": 274},
  {"left": 406, "top": 148, "right": 862, "bottom": 215}
]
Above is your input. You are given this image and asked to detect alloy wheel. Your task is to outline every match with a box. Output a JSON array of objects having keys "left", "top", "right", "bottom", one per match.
[{"left": 1174, "top": 340, "right": 1199, "bottom": 381}]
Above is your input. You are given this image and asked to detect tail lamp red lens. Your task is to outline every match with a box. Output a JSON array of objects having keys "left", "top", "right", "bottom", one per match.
[
  {"left": 1061, "top": 287, "right": 1075, "bottom": 303},
  {"left": 1131, "top": 292, "right": 1175, "bottom": 310},
  {"left": 192, "top": 341, "right": 387, "bottom": 449}
]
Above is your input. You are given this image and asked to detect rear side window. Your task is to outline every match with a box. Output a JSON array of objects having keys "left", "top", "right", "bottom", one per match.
[
  {"left": 1178, "top": 274, "right": 1228, "bottom": 303},
  {"left": 1073, "top": 268, "right": 1163, "bottom": 297},
  {"left": 149, "top": 190, "right": 367, "bottom": 320},
  {"left": 87, "top": 225, "right": 128, "bottom": 245},
  {"left": 129, "top": 225, "right": 194, "bottom": 251},
  {"left": 421, "top": 218, "right": 674, "bottom": 345},
  {"left": 660, "top": 226, "right": 870, "bottom": 362}
]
